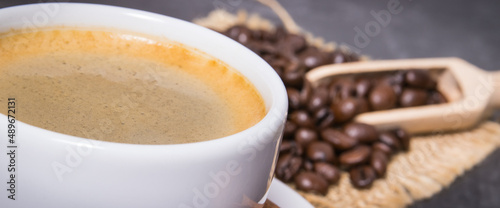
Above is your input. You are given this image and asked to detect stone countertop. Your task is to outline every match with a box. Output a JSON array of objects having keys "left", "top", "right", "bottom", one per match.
[{"left": 1, "top": 0, "right": 499, "bottom": 207}]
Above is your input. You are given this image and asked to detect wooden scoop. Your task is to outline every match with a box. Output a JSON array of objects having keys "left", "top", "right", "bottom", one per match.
[{"left": 306, "top": 57, "right": 500, "bottom": 134}]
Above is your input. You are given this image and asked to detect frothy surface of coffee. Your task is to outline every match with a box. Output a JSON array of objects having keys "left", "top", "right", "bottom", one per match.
[{"left": 0, "top": 28, "right": 266, "bottom": 144}]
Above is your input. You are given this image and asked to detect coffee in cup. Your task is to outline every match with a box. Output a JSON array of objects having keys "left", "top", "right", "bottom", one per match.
[{"left": 0, "top": 28, "right": 266, "bottom": 144}]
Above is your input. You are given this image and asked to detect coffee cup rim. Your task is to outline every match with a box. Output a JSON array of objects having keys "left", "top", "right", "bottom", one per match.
[{"left": 0, "top": 2, "right": 288, "bottom": 149}]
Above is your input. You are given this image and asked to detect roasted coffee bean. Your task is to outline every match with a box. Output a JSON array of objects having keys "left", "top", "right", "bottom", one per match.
[
  {"left": 295, "top": 127, "right": 318, "bottom": 147},
  {"left": 328, "top": 82, "right": 341, "bottom": 101},
  {"left": 349, "top": 166, "right": 377, "bottom": 189},
  {"left": 392, "top": 71, "right": 406, "bottom": 85},
  {"left": 321, "top": 128, "right": 358, "bottom": 150},
  {"left": 276, "top": 153, "right": 303, "bottom": 182},
  {"left": 299, "top": 47, "right": 327, "bottom": 69},
  {"left": 339, "top": 145, "right": 371, "bottom": 167},
  {"left": 356, "top": 98, "right": 370, "bottom": 114},
  {"left": 373, "top": 142, "right": 393, "bottom": 156},
  {"left": 371, "top": 150, "right": 388, "bottom": 177},
  {"left": 287, "top": 88, "right": 301, "bottom": 110},
  {"left": 294, "top": 171, "right": 329, "bottom": 195},
  {"left": 344, "top": 52, "right": 360, "bottom": 62},
  {"left": 249, "top": 41, "right": 278, "bottom": 55},
  {"left": 283, "top": 120, "right": 298, "bottom": 139},
  {"left": 251, "top": 29, "right": 270, "bottom": 41},
  {"left": 284, "top": 58, "right": 302, "bottom": 72},
  {"left": 308, "top": 86, "right": 329, "bottom": 112},
  {"left": 427, "top": 91, "right": 447, "bottom": 104},
  {"left": 268, "top": 56, "right": 287, "bottom": 70},
  {"left": 282, "top": 69, "right": 305, "bottom": 88},
  {"left": 303, "top": 159, "right": 314, "bottom": 171},
  {"left": 405, "top": 69, "right": 436, "bottom": 89},
  {"left": 284, "top": 33, "right": 307, "bottom": 53},
  {"left": 392, "top": 84, "right": 403, "bottom": 96},
  {"left": 400, "top": 88, "right": 428, "bottom": 107},
  {"left": 273, "top": 27, "right": 287, "bottom": 42},
  {"left": 332, "top": 50, "right": 348, "bottom": 64},
  {"left": 289, "top": 110, "right": 314, "bottom": 127},
  {"left": 369, "top": 84, "right": 397, "bottom": 110},
  {"left": 306, "top": 141, "right": 336, "bottom": 163},
  {"left": 327, "top": 78, "right": 355, "bottom": 100},
  {"left": 279, "top": 140, "right": 295, "bottom": 153},
  {"left": 379, "top": 131, "right": 402, "bottom": 151},
  {"left": 314, "top": 107, "right": 335, "bottom": 129},
  {"left": 314, "top": 162, "right": 341, "bottom": 184},
  {"left": 355, "top": 78, "right": 372, "bottom": 98},
  {"left": 395, "top": 128, "right": 410, "bottom": 151},
  {"left": 332, "top": 98, "right": 359, "bottom": 123},
  {"left": 344, "top": 122, "right": 379, "bottom": 143},
  {"left": 299, "top": 81, "right": 313, "bottom": 105},
  {"left": 226, "top": 25, "right": 252, "bottom": 44}
]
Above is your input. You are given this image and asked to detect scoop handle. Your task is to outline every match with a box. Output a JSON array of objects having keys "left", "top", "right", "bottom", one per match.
[{"left": 488, "top": 70, "right": 500, "bottom": 109}]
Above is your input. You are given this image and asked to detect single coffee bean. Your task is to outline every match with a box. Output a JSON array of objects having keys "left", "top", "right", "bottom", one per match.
[
  {"left": 282, "top": 69, "right": 305, "bottom": 88},
  {"left": 283, "top": 120, "right": 298, "bottom": 139},
  {"left": 328, "top": 82, "right": 341, "bottom": 101},
  {"left": 279, "top": 140, "right": 295, "bottom": 153},
  {"left": 392, "top": 84, "right": 403, "bottom": 96},
  {"left": 287, "top": 88, "right": 301, "bottom": 110},
  {"left": 303, "top": 159, "right": 314, "bottom": 171},
  {"left": 339, "top": 79, "right": 356, "bottom": 99},
  {"left": 314, "top": 162, "right": 341, "bottom": 184},
  {"left": 300, "top": 81, "right": 313, "bottom": 106},
  {"left": 294, "top": 171, "right": 329, "bottom": 195},
  {"left": 295, "top": 127, "right": 318, "bottom": 147},
  {"left": 321, "top": 128, "right": 358, "bottom": 150},
  {"left": 276, "top": 153, "right": 303, "bottom": 182},
  {"left": 344, "top": 122, "right": 379, "bottom": 143},
  {"left": 379, "top": 131, "right": 402, "bottom": 151},
  {"left": 306, "top": 141, "right": 336, "bottom": 163},
  {"left": 268, "top": 56, "right": 287, "bottom": 70},
  {"left": 308, "top": 86, "right": 329, "bottom": 112},
  {"left": 427, "top": 91, "right": 447, "bottom": 104},
  {"left": 299, "top": 47, "right": 327, "bottom": 69},
  {"left": 314, "top": 107, "right": 335, "bottom": 129},
  {"left": 400, "top": 88, "right": 428, "bottom": 107},
  {"left": 369, "top": 84, "right": 397, "bottom": 110},
  {"left": 372, "top": 142, "right": 393, "bottom": 157},
  {"left": 249, "top": 41, "right": 278, "bottom": 55},
  {"left": 395, "top": 128, "right": 410, "bottom": 151},
  {"left": 277, "top": 43, "right": 297, "bottom": 61},
  {"left": 371, "top": 150, "right": 388, "bottom": 177},
  {"left": 355, "top": 97, "right": 370, "bottom": 114},
  {"left": 405, "top": 69, "right": 436, "bottom": 89},
  {"left": 289, "top": 110, "right": 314, "bottom": 128},
  {"left": 251, "top": 29, "right": 271, "bottom": 41},
  {"left": 392, "top": 71, "right": 406, "bottom": 85},
  {"left": 339, "top": 145, "right": 372, "bottom": 167},
  {"left": 284, "top": 59, "right": 302, "bottom": 72},
  {"left": 350, "top": 166, "right": 377, "bottom": 189},
  {"left": 332, "top": 98, "right": 359, "bottom": 123},
  {"left": 226, "top": 25, "right": 252, "bottom": 44},
  {"left": 355, "top": 78, "right": 372, "bottom": 98},
  {"left": 272, "top": 27, "right": 287, "bottom": 41},
  {"left": 343, "top": 51, "right": 360, "bottom": 62},
  {"left": 332, "top": 51, "right": 346, "bottom": 64},
  {"left": 284, "top": 33, "right": 307, "bottom": 53}
]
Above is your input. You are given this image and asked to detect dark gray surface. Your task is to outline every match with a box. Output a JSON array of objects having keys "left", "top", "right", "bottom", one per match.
[{"left": 1, "top": 0, "right": 499, "bottom": 207}]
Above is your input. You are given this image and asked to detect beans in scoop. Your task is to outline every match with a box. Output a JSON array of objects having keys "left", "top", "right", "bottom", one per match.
[{"left": 220, "top": 25, "right": 445, "bottom": 194}]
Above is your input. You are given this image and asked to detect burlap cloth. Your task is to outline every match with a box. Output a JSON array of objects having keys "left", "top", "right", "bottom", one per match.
[{"left": 194, "top": 9, "right": 500, "bottom": 208}]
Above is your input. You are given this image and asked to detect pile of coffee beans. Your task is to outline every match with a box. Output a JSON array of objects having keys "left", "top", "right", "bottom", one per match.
[{"left": 220, "top": 25, "right": 445, "bottom": 194}]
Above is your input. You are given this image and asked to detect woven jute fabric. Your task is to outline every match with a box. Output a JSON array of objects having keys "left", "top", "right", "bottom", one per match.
[{"left": 194, "top": 9, "right": 500, "bottom": 208}]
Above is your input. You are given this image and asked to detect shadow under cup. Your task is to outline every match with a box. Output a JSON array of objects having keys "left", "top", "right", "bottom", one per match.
[{"left": 0, "top": 3, "right": 287, "bottom": 208}]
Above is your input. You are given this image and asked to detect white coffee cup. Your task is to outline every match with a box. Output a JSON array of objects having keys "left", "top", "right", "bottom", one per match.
[{"left": 0, "top": 3, "right": 287, "bottom": 208}]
